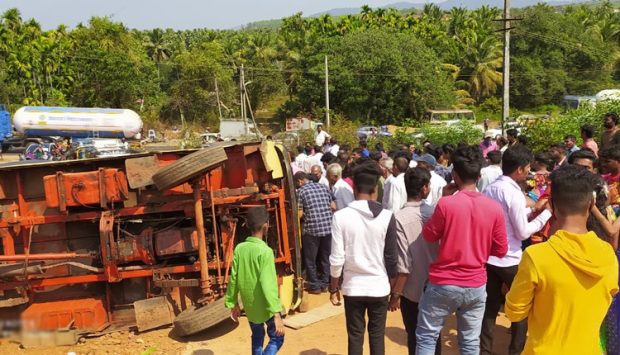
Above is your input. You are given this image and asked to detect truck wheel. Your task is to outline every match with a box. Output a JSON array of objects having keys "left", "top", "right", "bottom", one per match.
[
  {"left": 173, "top": 297, "right": 230, "bottom": 337},
  {"left": 152, "top": 146, "right": 228, "bottom": 190}
]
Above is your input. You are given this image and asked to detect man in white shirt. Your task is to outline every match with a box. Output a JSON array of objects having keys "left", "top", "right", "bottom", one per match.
[
  {"left": 326, "top": 163, "right": 354, "bottom": 210},
  {"left": 382, "top": 157, "right": 409, "bottom": 212},
  {"left": 294, "top": 146, "right": 307, "bottom": 171},
  {"left": 311, "top": 165, "right": 330, "bottom": 190},
  {"left": 303, "top": 146, "right": 321, "bottom": 173},
  {"left": 329, "top": 138, "right": 340, "bottom": 156},
  {"left": 481, "top": 145, "right": 552, "bottom": 355},
  {"left": 329, "top": 162, "right": 398, "bottom": 355},
  {"left": 315, "top": 125, "right": 331, "bottom": 147},
  {"left": 413, "top": 154, "right": 447, "bottom": 208},
  {"left": 381, "top": 158, "right": 394, "bottom": 205},
  {"left": 477, "top": 150, "right": 503, "bottom": 192}
]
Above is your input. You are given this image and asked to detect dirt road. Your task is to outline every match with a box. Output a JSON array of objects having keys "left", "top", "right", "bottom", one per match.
[{"left": 0, "top": 293, "right": 511, "bottom": 355}]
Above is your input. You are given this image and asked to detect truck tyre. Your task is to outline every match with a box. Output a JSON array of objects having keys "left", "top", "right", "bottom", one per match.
[
  {"left": 173, "top": 297, "right": 230, "bottom": 337},
  {"left": 152, "top": 146, "right": 228, "bottom": 190}
]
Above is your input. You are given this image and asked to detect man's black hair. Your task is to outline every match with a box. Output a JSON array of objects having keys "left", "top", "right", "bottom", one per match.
[
  {"left": 534, "top": 152, "right": 555, "bottom": 171},
  {"left": 549, "top": 143, "right": 567, "bottom": 155},
  {"left": 441, "top": 144, "right": 455, "bottom": 156},
  {"left": 359, "top": 141, "right": 368, "bottom": 148},
  {"left": 314, "top": 145, "right": 322, "bottom": 153},
  {"left": 331, "top": 138, "right": 337, "bottom": 144},
  {"left": 502, "top": 144, "right": 534, "bottom": 175},
  {"left": 353, "top": 161, "right": 383, "bottom": 194},
  {"left": 581, "top": 124, "right": 595, "bottom": 139},
  {"left": 369, "top": 151, "right": 382, "bottom": 162},
  {"left": 305, "top": 145, "right": 312, "bottom": 155},
  {"left": 425, "top": 144, "right": 441, "bottom": 160},
  {"left": 297, "top": 146, "right": 305, "bottom": 154},
  {"left": 506, "top": 129, "right": 518, "bottom": 138},
  {"left": 518, "top": 135, "right": 528, "bottom": 146},
  {"left": 321, "top": 152, "right": 337, "bottom": 164},
  {"left": 394, "top": 156, "right": 409, "bottom": 174},
  {"left": 568, "top": 149, "right": 597, "bottom": 164},
  {"left": 340, "top": 144, "right": 351, "bottom": 152},
  {"left": 487, "top": 150, "right": 502, "bottom": 165},
  {"left": 451, "top": 145, "right": 484, "bottom": 183},
  {"left": 550, "top": 165, "right": 595, "bottom": 216},
  {"left": 393, "top": 150, "right": 412, "bottom": 162},
  {"left": 247, "top": 206, "right": 270, "bottom": 232},
  {"left": 375, "top": 142, "right": 385, "bottom": 152},
  {"left": 564, "top": 135, "right": 576, "bottom": 141},
  {"left": 600, "top": 144, "right": 620, "bottom": 162},
  {"left": 606, "top": 112, "right": 619, "bottom": 125},
  {"left": 404, "top": 167, "right": 431, "bottom": 199}
]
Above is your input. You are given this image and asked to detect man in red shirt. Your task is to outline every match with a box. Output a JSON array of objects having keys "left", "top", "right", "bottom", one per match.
[{"left": 416, "top": 145, "right": 508, "bottom": 355}]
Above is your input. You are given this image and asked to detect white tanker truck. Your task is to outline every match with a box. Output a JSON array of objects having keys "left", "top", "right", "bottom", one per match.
[{"left": 13, "top": 106, "right": 143, "bottom": 139}]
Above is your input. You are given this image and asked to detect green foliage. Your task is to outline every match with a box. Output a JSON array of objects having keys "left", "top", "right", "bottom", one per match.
[
  {"left": 418, "top": 120, "right": 484, "bottom": 146},
  {"left": 296, "top": 30, "right": 455, "bottom": 123},
  {"left": 0, "top": 3, "right": 618, "bottom": 131},
  {"left": 522, "top": 100, "right": 620, "bottom": 153}
]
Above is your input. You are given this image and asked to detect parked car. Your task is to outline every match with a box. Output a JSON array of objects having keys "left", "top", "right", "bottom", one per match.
[
  {"left": 357, "top": 126, "right": 392, "bottom": 139},
  {"left": 19, "top": 142, "right": 58, "bottom": 160},
  {"left": 73, "top": 138, "right": 130, "bottom": 159}
]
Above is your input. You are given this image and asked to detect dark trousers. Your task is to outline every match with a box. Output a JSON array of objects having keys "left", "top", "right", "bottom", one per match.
[
  {"left": 481, "top": 264, "right": 528, "bottom": 355},
  {"left": 400, "top": 297, "right": 441, "bottom": 355},
  {"left": 302, "top": 234, "right": 331, "bottom": 291},
  {"left": 344, "top": 296, "right": 389, "bottom": 355}
]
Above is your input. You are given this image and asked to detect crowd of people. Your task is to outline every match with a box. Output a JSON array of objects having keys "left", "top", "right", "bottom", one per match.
[{"left": 225, "top": 114, "right": 620, "bottom": 355}]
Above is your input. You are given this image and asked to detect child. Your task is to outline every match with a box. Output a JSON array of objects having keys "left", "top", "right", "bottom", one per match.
[
  {"left": 225, "top": 206, "right": 285, "bottom": 354},
  {"left": 505, "top": 165, "right": 619, "bottom": 354}
]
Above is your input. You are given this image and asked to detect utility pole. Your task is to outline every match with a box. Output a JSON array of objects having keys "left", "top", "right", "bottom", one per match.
[
  {"left": 239, "top": 65, "right": 247, "bottom": 135},
  {"left": 214, "top": 76, "right": 223, "bottom": 120},
  {"left": 325, "top": 55, "right": 330, "bottom": 130},
  {"left": 502, "top": 0, "right": 511, "bottom": 135}
]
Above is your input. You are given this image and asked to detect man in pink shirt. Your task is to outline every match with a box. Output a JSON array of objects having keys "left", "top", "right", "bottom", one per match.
[
  {"left": 480, "top": 131, "right": 498, "bottom": 158},
  {"left": 416, "top": 145, "right": 508, "bottom": 355}
]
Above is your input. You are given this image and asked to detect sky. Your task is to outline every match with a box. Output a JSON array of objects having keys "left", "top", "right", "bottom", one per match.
[{"left": 0, "top": 0, "right": 429, "bottom": 30}]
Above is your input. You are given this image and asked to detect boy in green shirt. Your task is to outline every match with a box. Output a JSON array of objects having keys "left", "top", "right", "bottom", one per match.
[{"left": 225, "top": 206, "right": 285, "bottom": 354}]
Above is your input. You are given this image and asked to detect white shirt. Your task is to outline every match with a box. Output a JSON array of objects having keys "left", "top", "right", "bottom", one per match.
[
  {"left": 330, "top": 200, "right": 394, "bottom": 297},
  {"left": 424, "top": 171, "right": 447, "bottom": 207},
  {"left": 382, "top": 175, "right": 394, "bottom": 208},
  {"left": 294, "top": 153, "right": 307, "bottom": 170},
  {"left": 477, "top": 165, "right": 503, "bottom": 192},
  {"left": 319, "top": 176, "right": 330, "bottom": 189},
  {"left": 315, "top": 130, "right": 330, "bottom": 147},
  {"left": 483, "top": 175, "right": 552, "bottom": 267},
  {"left": 330, "top": 144, "right": 340, "bottom": 156},
  {"left": 383, "top": 173, "right": 407, "bottom": 213},
  {"left": 303, "top": 154, "right": 320, "bottom": 173},
  {"left": 332, "top": 178, "right": 354, "bottom": 210},
  {"left": 409, "top": 160, "right": 417, "bottom": 168}
]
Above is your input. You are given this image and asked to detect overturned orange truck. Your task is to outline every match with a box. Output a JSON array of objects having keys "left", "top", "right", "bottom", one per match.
[{"left": 0, "top": 141, "right": 303, "bottom": 346}]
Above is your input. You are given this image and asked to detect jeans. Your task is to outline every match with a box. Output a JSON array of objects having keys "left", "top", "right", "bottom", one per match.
[
  {"left": 249, "top": 316, "right": 284, "bottom": 355},
  {"left": 302, "top": 234, "right": 331, "bottom": 291},
  {"left": 416, "top": 283, "right": 487, "bottom": 355},
  {"left": 480, "top": 264, "right": 527, "bottom": 355},
  {"left": 344, "top": 295, "right": 389, "bottom": 355},
  {"left": 400, "top": 297, "right": 441, "bottom": 355}
]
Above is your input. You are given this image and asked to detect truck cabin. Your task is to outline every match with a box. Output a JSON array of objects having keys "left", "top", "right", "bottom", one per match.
[{"left": 424, "top": 109, "right": 476, "bottom": 125}]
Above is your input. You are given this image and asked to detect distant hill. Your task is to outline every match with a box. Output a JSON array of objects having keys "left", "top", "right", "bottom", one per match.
[{"left": 242, "top": 0, "right": 604, "bottom": 29}]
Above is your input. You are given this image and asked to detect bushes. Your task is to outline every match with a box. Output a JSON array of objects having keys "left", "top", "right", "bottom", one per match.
[
  {"left": 522, "top": 100, "right": 620, "bottom": 153},
  {"left": 417, "top": 120, "right": 484, "bottom": 146}
]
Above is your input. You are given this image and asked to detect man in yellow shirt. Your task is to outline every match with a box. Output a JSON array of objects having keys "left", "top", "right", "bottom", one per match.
[{"left": 506, "top": 165, "right": 619, "bottom": 354}]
